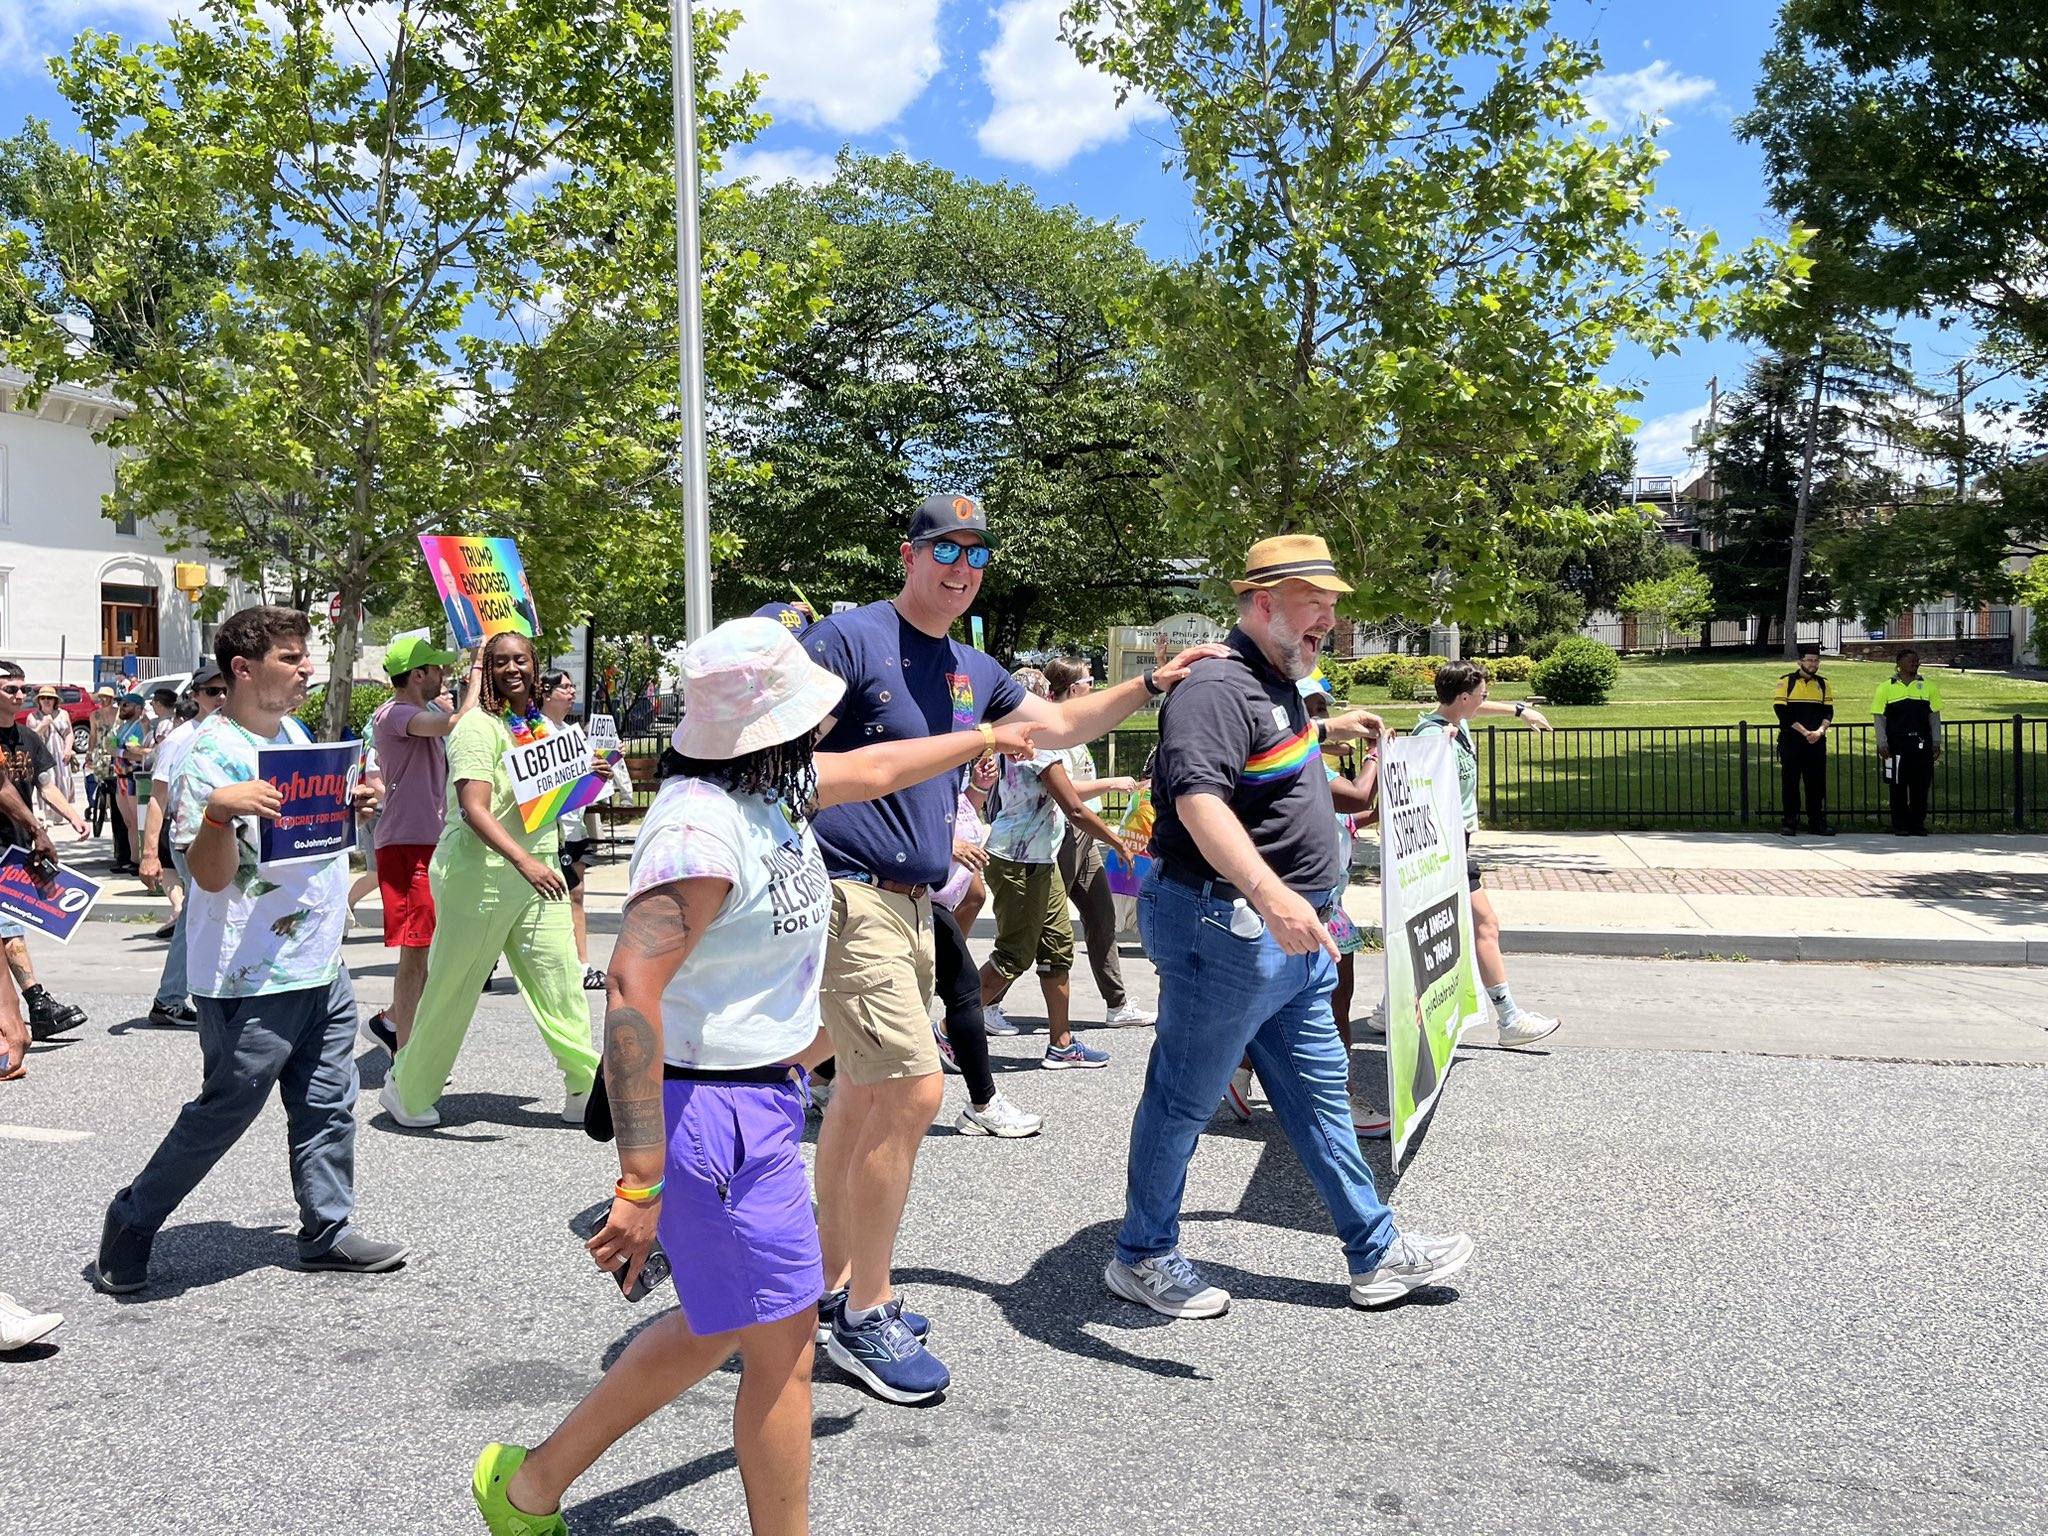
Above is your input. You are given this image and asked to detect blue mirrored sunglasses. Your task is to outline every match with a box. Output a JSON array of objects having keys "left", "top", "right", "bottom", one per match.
[{"left": 927, "top": 539, "right": 992, "bottom": 569}]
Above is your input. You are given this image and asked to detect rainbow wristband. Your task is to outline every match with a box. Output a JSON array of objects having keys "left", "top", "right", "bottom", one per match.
[{"left": 614, "top": 1177, "right": 664, "bottom": 1203}]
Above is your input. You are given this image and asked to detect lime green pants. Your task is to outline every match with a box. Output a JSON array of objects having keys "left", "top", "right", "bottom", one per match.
[{"left": 388, "top": 849, "right": 600, "bottom": 1116}]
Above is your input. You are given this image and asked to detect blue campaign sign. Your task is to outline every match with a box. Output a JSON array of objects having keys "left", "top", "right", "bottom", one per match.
[
  {"left": 256, "top": 740, "right": 363, "bottom": 867},
  {"left": 0, "top": 846, "right": 104, "bottom": 944}
]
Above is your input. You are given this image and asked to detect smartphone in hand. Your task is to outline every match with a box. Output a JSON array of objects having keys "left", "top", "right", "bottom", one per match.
[{"left": 567, "top": 1198, "right": 673, "bottom": 1303}]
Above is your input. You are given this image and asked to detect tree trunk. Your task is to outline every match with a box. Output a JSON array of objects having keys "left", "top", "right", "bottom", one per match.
[
  {"left": 1782, "top": 354, "right": 1827, "bottom": 660},
  {"left": 322, "top": 528, "right": 368, "bottom": 741}
]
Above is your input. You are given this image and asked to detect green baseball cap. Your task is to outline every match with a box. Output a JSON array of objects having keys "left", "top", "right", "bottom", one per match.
[{"left": 384, "top": 635, "right": 461, "bottom": 677}]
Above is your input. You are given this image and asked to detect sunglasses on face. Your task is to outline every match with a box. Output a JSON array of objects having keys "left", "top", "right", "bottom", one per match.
[
  {"left": 197, "top": 685, "right": 228, "bottom": 698},
  {"left": 0, "top": 685, "right": 27, "bottom": 696},
  {"left": 927, "top": 539, "right": 992, "bottom": 569}
]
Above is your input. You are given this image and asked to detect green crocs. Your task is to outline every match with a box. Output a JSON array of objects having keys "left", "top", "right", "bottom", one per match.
[{"left": 472, "top": 1444, "right": 568, "bottom": 1536}]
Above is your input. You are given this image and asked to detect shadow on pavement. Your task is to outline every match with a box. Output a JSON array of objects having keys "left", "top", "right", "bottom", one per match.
[
  {"left": 78, "top": 1219, "right": 299, "bottom": 1301},
  {"left": 564, "top": 1410, "right": 861, "bottom": 1534}
]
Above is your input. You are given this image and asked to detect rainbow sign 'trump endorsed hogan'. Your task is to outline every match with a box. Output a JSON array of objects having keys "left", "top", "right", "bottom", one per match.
[{"left": 419, "top": 535, "right": 540, "bottom": 648}]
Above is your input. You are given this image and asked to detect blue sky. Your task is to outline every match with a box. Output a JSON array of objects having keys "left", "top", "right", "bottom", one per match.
[{"left": 4, "top": 0, "right": 1926, "bottom": 484}]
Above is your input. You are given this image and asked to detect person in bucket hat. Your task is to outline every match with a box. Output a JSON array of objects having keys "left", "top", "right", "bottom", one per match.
[{"left": 471, "top": 616, "right": 1047, "bottom": 1536}]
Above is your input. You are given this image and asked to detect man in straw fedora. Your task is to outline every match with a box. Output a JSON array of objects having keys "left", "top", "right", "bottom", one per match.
[{"left": 1105, "top": 534, "right": 1476, "bottom": 1320}]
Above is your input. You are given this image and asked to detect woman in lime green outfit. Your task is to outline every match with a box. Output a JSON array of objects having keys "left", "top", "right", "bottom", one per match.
[{"left": 383, "top": 633, "right": 599, "bottom": 1128}]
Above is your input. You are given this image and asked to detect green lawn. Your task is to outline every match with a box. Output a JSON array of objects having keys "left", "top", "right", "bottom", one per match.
[
  {"left": 1086, "top": 654, "right": 2048, "bottom": 830},
  {"left": 1356, "top": 654, "right": 2048, "bottom": 731}
]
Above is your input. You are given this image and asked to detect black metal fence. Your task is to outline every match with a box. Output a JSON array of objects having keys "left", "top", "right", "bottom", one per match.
[
  {"left": 596, "top": 718, "right": 2048, "bottom": 838},
  {"left": 1475, "top": 716, "right": 2048, "bottom": 830}
]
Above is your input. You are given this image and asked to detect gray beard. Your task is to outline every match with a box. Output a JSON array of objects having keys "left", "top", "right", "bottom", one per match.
[{"left": 1262, "top": 618, "right": 1317, "bottom": 681}]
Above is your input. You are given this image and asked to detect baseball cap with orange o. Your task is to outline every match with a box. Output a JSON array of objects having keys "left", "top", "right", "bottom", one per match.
[{"left": 907, "top": 492, "right": 998, "bottom": 549}]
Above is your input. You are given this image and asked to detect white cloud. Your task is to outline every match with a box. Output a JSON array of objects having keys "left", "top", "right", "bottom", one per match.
[
  {"left": 976, "top": 0, "right": 1165, "bottom": 171},
  {"left": 721, "top": 0, "right": 942, "bottom": 135},
  {"left": 1582, "top": 60, "right": 1717, "bottom": 127},
  {"left": 1631, "top": 407, "right": 1703, "bottom": 478},
  {"left": 717, "top": 145, "right": 841, "bottom": 188}
]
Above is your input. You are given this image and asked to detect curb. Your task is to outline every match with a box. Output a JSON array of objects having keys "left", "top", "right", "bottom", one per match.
[
  {"left": 86, "top": 898, "right": 2039, "bottom": 966},
  {"left": 1500, "top": 928, "right": 2042, "bottom": 967}
]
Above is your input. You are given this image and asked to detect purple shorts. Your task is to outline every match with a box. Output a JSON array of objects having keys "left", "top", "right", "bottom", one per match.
[{"left": 656, "top": 1076, "right": 823, "bottom": 1337}]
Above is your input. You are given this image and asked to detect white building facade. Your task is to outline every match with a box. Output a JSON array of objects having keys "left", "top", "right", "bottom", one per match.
[{"left": 0, "top": 371, "right": 221, "bottom": 689}]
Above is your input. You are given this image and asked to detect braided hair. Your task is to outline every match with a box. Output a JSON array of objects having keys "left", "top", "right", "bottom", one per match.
[{"left": 662, "top": 735, "right": 822, "bottom": 822}]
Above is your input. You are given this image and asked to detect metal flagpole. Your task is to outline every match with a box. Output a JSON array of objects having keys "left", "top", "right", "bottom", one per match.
[{"left": 669, "top": 0, "right": 714, "bottom": 642}]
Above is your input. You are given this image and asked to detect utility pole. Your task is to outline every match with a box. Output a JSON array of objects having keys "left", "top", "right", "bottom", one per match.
[
  {"left": 1703, "top": 375, "right": 1720, "bottom": 494},
  {"left": 1784, "top": 349, "right": 1827, "bottom": 659},
  {"left": 1952, "top": 360, "right": 1970, "bottom": 501},
  {"left": 671, "top": 0, "right": 714, "bottom": 643}
]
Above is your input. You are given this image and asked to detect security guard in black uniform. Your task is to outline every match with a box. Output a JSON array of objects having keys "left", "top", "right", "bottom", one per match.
[
  {"left": 1872, "top": 648, "right": 1944, "bottom": 836},
  {"left": 1773, "top": 644, "right": 1835, "bottom": 836}
]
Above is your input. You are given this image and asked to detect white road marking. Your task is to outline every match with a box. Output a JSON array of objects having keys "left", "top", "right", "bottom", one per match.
[{"left": 0, "top": 1124, "right": 95, "bottom": 1143}]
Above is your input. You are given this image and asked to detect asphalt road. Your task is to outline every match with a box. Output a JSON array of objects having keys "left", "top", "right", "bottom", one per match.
[{"left": 3, "top": 916, "right": 2044, "bottom": 1535}]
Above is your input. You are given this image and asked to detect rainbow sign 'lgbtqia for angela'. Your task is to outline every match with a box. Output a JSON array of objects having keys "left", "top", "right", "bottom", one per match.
[{"left": 419, "top": 535, "right": 539, "bottom": 648}]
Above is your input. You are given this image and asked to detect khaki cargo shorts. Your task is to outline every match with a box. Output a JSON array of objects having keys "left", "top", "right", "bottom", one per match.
[{"left": 820, "top": 879, "right": 939, "bottom": 1085}]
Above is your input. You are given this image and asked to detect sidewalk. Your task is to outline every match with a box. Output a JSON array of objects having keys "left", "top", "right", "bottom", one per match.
[
  {"left": 1344, "top": 829, "right": 2048, "bottom": 966},
  {"left": 65, "top": 823, "right": 2048, "bottom": 965}
]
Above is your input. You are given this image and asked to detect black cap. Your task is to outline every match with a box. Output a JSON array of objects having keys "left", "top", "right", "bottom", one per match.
[
  {"left": 189, "top": 660, "right": 223, "bottom": 689},
  {"left": 907, "top": 493, "right": 997, "bottom": 550}
]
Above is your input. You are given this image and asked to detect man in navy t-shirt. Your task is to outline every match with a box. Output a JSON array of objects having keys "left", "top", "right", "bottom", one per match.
[{"left": 803, "top": 492, "right": 1223, "bottom": 1406}]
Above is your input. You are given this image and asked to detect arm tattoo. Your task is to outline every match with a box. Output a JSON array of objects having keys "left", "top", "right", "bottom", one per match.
[
  {"left": 603, "top": 1005, "right": 666, "bottom": 1153},
  {"left": 616, "top": 886, "right": 695, "bottom": 961}
]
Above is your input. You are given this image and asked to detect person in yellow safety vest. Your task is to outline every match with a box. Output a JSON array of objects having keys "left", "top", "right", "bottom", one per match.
[
  {"left": 1872, "top": 648, "right": 1944, "bottom": 837},
  {"left": 1773, "top": 644, "right": 1835, "bottom": 837}
]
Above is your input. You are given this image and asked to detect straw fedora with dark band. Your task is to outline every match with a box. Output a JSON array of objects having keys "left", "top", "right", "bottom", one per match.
[{"left": 1232, "top": 534, "right": 1353, "bottom": 594}]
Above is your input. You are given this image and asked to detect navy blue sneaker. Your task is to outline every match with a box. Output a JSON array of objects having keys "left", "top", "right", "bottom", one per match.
[
  {"left": 826, "top": 1299, "right": 950, "bottom": 1404},
  {"left": 816, "top": 1288, "right": 928, "bottom": 1346},
  {"left": 1043, "top": 1038, "right": 1109, "bottom": 1070}
]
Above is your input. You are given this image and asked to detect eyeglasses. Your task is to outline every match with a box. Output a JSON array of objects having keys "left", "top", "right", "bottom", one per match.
[
  {"left": 927, "top": 539, "right": 992, "bottom": 570},
  {"left": 197, "top": 685, "right": 228, "bottom": 698}
]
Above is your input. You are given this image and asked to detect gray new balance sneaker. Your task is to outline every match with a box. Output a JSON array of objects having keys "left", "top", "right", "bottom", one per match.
[
  {"left": 1104, "top": 1251, "right": 1231, "bottom": 1319},
  {"left": 1349, "top": 1231, "right": 1474, "bottom": 1308}
]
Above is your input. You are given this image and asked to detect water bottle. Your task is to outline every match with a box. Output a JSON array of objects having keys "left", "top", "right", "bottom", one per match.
[{"left": 1228, "top": 897, "right": 1265, "bottom": 940}]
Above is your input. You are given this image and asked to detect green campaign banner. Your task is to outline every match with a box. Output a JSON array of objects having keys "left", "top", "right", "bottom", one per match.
[{"left": 1378, "top": 734, "right": 1485, "bottom": 1159}]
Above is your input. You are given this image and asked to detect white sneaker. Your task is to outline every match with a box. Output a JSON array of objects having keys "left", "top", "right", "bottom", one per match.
[
  {"left": 562, "top": 1088, "right": 591, "bottom": 1125},
  {"left": 1349, "top": 1085, "right": 1391, "bottom": 1140},
  {"left": 1350, "top": 1231, "right": 1474, "bottom": 1308},
  {"left": 1104, "top": 1251, "right": 1231, "bottom": 1319},
  {"left": 956, "top": 1092, "right": 1043, "bottom": 1138},
  {"left": 1358, "top": 1002, "right": 1387, "bottom": 1037},
  {"left": 982, "top": 1003, "right": 1018, "bottom": 1036},
  {"left": 378, "top": 1079, "right": 440, "bottom": 1129},
  {"left": 1104, "top": 1003, "right": 1155, "bottom": 1028},
  {"left": 1221, "top": 1066, "right": 1255, "bottom": 1123},
  {"left": 0, "top": 1293, "right": 63, "bottom": 1351},
  {"left": 1497, "top": 1011, "right": 1561, "bottom": 1049}
]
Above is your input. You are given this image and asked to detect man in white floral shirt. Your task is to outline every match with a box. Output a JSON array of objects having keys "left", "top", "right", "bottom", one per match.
[{"left": 95, "top": 606, "right": 405, "bottom": 1294}]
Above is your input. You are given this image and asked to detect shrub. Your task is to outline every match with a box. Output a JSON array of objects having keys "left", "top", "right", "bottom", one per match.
[
  {"left": 300, "top": 681, "right": 394, "bottom": 739},
  {"left": 1349, "top": 653, "right": 1403, "bottom": 686},
  {"left": 1491, "top": 654, "right": 1535, "bottom": 682},
  {"left": 1530, "top": 636, "right": 1620, "bottom": 705},
  {"left": 1525, "top": 630, "right": 1574, "bottom": 661},
  {"left": 1383, "top": 658, "right": 1433, "bottom": 698}
]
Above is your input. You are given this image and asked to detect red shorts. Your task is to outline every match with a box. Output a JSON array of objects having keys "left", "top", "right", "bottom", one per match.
[{"left": 377, "top": 843, "right": 437, "bottom": 948}]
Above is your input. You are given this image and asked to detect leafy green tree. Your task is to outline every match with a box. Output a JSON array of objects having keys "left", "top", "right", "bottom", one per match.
[
  {"left": 1618, "top": 559, "right": 1713, "bottom": 652},
  {"left": 0, "top": 0, "right": 823, "bottom": 735},
  {"left": 716, "top": 152, "right": 1195, "bottom": 658},
  {"left": 1698, "top": 336, "right": 1916, "bottom": 640},
  {"left": 1063, "top": 0, "right": 1803, "bottom": 626},
  {"left": 1740, "top": 0, "right": 2048, "bottom": 615}
]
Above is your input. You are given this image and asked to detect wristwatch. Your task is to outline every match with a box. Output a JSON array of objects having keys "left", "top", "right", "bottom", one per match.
[
  {"left": 1514, "top": 701, "right": 1527, "bottom": 717},
  {"left": 1141, "top": 669, "right": 1163, "bottom": 697}
]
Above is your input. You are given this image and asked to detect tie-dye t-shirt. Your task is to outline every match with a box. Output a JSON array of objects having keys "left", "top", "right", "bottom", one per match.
[
  {"left": 170, "top": 715, "right": 347, "bottom": 999},
  {"left": 985, "top": 752, "right": 1065, "bottom": 864},
  {"left": 626, "top": 775, "right": 832, "bottom": 1069}
]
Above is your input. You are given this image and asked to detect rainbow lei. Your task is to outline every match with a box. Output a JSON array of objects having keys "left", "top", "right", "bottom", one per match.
[{"left": 503, "top": 704, "right": 549, "bottom": 745}]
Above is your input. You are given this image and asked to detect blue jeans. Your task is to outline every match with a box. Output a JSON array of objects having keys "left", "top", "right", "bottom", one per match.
[
  {"left": 112, "top": 973, "right": 360, "bottom": 1258},
  {"left": 1116, "top": 873, "right": 1397, "bottom": 1274},
  {"left": 152, "top": 848, "right": 190, "bottom": 1011}
]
